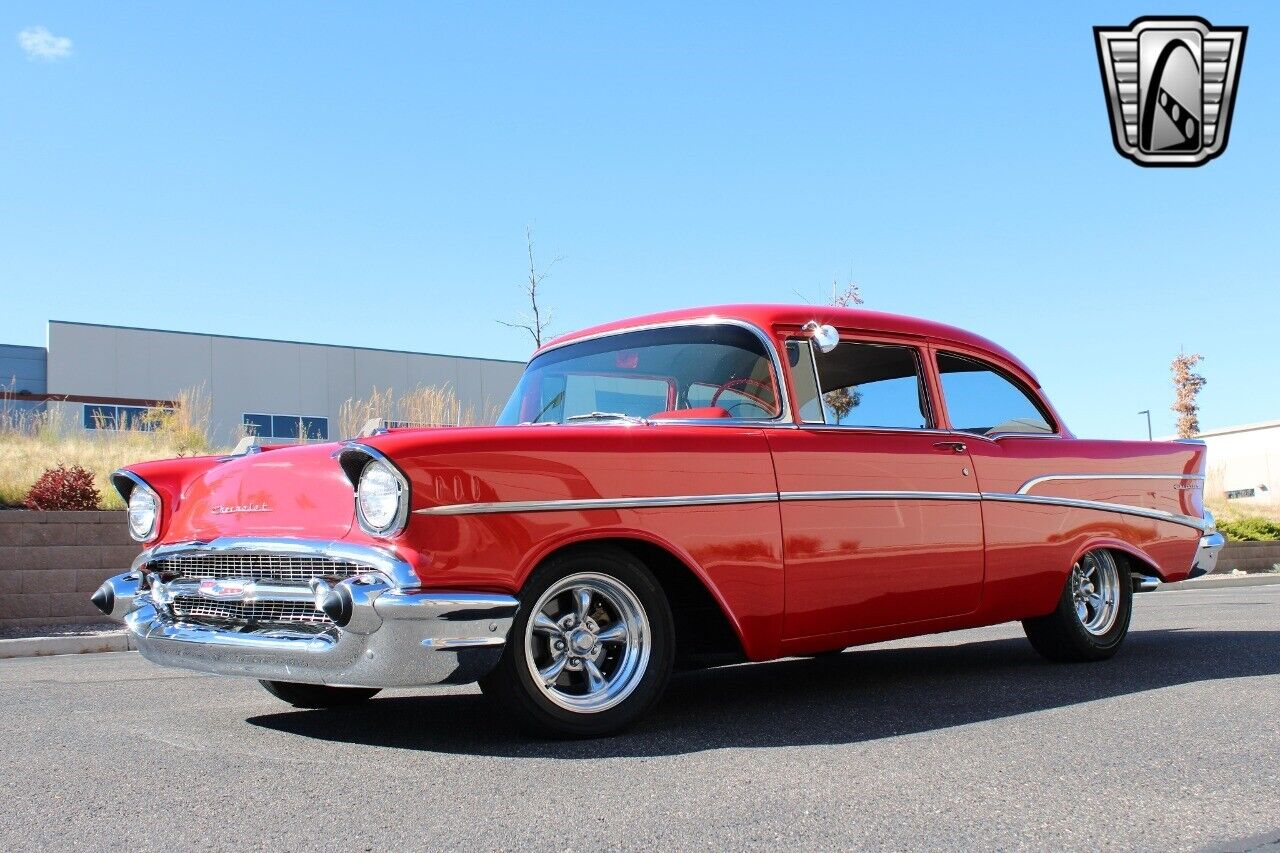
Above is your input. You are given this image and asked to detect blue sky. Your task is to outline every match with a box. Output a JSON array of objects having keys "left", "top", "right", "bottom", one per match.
[{"left": 3, "top": 2, "right": 1277, "bottom": 439}]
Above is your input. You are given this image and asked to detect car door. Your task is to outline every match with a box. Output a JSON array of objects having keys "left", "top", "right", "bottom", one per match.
[{"left": 767, "top": 335, "right": 985, "bottom": 641}]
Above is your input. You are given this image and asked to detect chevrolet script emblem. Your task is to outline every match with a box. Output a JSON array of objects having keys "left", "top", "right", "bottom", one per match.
[{"left": 1094, "top": 17, "right": 1247, "bottom": 167}]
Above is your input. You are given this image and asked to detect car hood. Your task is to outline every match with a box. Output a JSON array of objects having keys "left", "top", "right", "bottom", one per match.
[{"left": 162, "top": 442, "right": 356, "bottom": 541}]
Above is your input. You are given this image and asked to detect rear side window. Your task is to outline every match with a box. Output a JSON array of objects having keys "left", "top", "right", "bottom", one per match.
[
  {"left": 809, "top": 340, "right": 932, "bottom": 429},
  {"left": 936, "top": 352, "right": 1054, "bottom": 436}
]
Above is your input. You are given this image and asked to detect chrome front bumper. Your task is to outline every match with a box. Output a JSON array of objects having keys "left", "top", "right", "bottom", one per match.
[
  {"left": 1190, "top": 531, "right": 1226, "bottom": 578},
  {"left": 93, "top": 539, "right": 518, "bottom": 688}
]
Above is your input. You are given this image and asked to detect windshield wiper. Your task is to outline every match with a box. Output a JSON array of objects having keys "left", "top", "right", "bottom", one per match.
[{"left": 564, "top": 411, "right": 650, "bottom": 425}]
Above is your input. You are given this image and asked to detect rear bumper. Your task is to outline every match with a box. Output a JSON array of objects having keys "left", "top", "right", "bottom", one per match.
[
  {"left": 1190, "top": 531, "right": 1226, "bottom": 579},
  {"left": 97, "top": 571, "right": 518, "bottom": 688}
]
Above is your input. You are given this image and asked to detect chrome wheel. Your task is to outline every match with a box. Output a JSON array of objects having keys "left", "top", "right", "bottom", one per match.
[
  {"left": 523, "top": 572, "right": 650, "bottom": 713},
  {"left": 1070, "top": 550, "right": 1120, "bottom": 635}
]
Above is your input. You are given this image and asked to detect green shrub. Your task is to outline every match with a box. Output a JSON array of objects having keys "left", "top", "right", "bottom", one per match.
[{"left": 1217, "top": 517, "right": 1280, "bottom": 542}]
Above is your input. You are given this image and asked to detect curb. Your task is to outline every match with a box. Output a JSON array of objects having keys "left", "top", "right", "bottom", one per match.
[
  {"left": 0, "top": 632, "right": 135, "bottom": 660},
  {"left": 1161, "top": 574, "right": 1280, "bottom": 591}
]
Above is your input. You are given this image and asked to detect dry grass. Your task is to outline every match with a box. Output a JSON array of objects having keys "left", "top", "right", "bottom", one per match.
[
  {"left": 0, "top": 386, "right": 226, "bottom": 510},
  {"left": 338, "top": 384, "right": 498, "bottom": 437}
]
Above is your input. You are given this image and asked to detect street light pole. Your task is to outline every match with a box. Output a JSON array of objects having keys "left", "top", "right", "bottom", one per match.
[{"left": 1138, "top": 410, "right": 1152, "bottom": 441}]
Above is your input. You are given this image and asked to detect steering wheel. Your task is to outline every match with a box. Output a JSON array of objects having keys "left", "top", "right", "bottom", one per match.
[{"left": 708, "top": 378, "right": 776, "bottom": 416}]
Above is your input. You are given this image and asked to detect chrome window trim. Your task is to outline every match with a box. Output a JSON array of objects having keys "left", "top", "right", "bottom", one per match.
[
  {"left": 962, "top": 431, "right": 1063, "bottom": 442},
  {"left": 340, "top": 443, "right": 412, "bottom": 538},
  {"left": 532, "top": 317, "right": 792, "bottom": 424},
  {"left": 133, "top": 536, "right": 420, "bottom": 590},
  {"left": 1017, "top": 473, "right": 1205, "bottom": 495}
]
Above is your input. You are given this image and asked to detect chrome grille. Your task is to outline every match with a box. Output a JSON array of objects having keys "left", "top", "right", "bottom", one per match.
[
  {"left": 171, "top": 595, "right": 332, "bottom": 626},
  {"left": 149, "top": 553, "right": 366, "bottom": 583}
]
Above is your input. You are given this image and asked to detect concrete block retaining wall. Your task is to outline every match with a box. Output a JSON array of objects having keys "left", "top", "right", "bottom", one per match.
[
  {"left": 0, "top": 511, "right": 140, "bottom": 628},
  {"left": 0, "top": 511, "right": 1277, "bottom": 628}
]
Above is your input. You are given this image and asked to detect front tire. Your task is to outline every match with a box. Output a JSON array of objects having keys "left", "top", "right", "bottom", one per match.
[
  {"left": 480, "top": 546, "right": 675, "bottom": 738},
  {"left": 258, "top": 680, "right": 381, "bottom": 708},
  {"left": 1023, "top": 549, "right": 1132, "bottom": 662}
]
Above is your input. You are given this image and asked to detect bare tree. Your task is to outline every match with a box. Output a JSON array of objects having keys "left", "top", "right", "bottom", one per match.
[
  {"left": 822, "top": 271, "right": 864, "bottom": 423},
  {"left": 498, "top": 225, "right": 561, "bottom": 350},
  {"left": 830, "top": 274, "right": 864, "bottom": 308},
  {"left": 1171, "top": 351, "right": 1207, "bottom": 438}
]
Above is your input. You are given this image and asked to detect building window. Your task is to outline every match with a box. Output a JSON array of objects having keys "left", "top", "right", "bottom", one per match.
[
  {"left": 1225, "top": 488, "right": 1256, "bottom": 500},
  {"left": 83, "top": 403, "right": 170, "bottom": 431},
  {"left": 243, "top": 413, "right": 328, "bottom": 441}
]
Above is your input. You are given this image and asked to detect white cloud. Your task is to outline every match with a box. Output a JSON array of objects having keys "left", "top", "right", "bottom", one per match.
[{"left": 17, "top": 26, "right": 73, "bottom": 61}]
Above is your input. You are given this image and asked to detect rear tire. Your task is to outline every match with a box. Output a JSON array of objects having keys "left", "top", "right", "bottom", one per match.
[
  {"left": 1023, "top": 549, "right": 1132, "bottom": 662},
  {"left": 258, "top": 680, "right": 381, "bottom": 708},
  {"left": 480, "top": 546, "right": 675, "bottom": 738}
]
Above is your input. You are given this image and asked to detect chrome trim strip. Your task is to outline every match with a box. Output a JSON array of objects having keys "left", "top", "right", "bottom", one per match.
[
  {"left": 533, "top": 316, "right": 793, "bottom": 424},
  {"left": 133, "top": 537, "right": 421, "bottom": 591},
  {"left": 980, "top": 492, "right": 1210, "bottom": 532},
  {"left": 779, "top": 490, "right": 980, "bottom": 502},
  {"left": 413, "top": 487, "right": 1210, "bottom": 531},
  {"left": 1017, "top": 473, "right": 1205, "bottom": 494},
  {"left": 415, "top": 492, "right": 779, "bottom": 516}
]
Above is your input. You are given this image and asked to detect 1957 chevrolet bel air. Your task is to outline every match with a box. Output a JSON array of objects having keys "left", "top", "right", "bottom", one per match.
[{"left": 92, "top": 305, "right": 1223, "bottom": 737}]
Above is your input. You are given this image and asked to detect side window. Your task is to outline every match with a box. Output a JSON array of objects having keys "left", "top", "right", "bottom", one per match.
[
  {"left": 785, "top": 340, "right": 825, "bottom": 423},
  {"left": 936, "top": 352, "right": 1054, "bottom": 436},
  {"left": 810, "top": 340, "right": 932, "bottom": 429}
]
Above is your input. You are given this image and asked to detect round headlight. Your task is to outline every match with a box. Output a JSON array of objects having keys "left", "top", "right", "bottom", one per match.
[
  {"left": 127, "top": 486, "right": 159, "bottom": 541},
  {"left": 357, "top": 460, "right": 404, "bottom": 534}
]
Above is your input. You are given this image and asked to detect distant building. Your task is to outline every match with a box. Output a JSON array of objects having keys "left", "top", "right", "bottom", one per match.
[
  {"left": 1195, "top": 420, "right": 1279, "bottom": 508},
  {"left": 1, "top": 321, "right": 525, "bottom": 445}
]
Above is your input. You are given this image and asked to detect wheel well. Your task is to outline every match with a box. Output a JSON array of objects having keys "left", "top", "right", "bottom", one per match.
[
  {"left": 1107, "top": 548, "right": 1162, "bottom": 586},
  {"left": 537, "top": 538, "right": 746, "bottom": 668}
]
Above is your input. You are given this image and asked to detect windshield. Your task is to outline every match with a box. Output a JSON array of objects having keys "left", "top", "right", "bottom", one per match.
[{"left": 497, "top": 324, "right": 782, "bottom": 425}]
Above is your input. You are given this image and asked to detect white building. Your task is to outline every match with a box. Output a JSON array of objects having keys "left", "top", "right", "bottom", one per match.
[
  {"left": 1196, "top": 420, "right": 1280, "bottom": 508},
  {"left": 1, "top": 321, "right": 526, "bottom": 445}
]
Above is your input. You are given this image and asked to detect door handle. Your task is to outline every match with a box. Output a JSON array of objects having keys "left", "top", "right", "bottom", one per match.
[{"left": 933, "top": 441, "right": 967, "bottom": 453}]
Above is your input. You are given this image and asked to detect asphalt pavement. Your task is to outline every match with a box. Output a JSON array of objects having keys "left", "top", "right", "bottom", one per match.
[{"left": 2, "top": 584, "right": 1277, "bottom": 852}]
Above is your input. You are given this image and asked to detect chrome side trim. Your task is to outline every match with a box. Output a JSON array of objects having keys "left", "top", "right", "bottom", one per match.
[
  {"left": 132, "top": 537, "right": 421, "bottom": 591},
  {"left": 981, "top": 492, "right": 1210, "bottom": 532},
  {"left": 415, "top": 492, "right": 779, "bottom": 516},
  {"left": 779, "top": 490, "right": 980, "bottom": 502},
  {"left": 1017, "top": 473, "right": 1205, "bottom": 494},
  {"left": 413, "top": 487, "right": 1210, "bottom": 531},
  {"left": 533, "top": 317, "right": 793, "bottom": 424}
]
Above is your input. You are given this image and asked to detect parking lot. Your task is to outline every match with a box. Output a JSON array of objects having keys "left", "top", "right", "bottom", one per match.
[{"left": 2, "top": 583, "right": 1277, "bottom": 852}]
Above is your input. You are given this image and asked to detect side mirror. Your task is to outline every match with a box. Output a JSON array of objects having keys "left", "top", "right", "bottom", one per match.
[{"left": 802, "top": 321, "right": 840, "bottom": 353}]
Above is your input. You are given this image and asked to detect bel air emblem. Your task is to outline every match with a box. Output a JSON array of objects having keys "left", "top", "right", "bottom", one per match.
[
  {"left": 1094, "top": 17, "right": 1247, "bottom": 167},
  {"left": 198, "top": 579, "right": 249, "bottom": 599},
  {"left": 211, "top": 503, "right": 272, "bottom": 515}
]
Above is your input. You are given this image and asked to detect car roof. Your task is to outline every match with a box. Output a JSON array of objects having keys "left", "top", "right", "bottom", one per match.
[{"left": 538, "top": 303, "right": 1041, "bottom": 386}]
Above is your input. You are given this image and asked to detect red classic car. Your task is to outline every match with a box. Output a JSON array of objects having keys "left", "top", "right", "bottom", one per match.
[{"left": 93, "top": 305, "right": 1223, "bottom": 737}]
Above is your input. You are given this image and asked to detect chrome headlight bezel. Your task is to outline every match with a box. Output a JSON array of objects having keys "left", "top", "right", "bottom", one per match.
[
  {"left": 351, "top": 452, "right": 410, "bottom": 537},
  {"left": 114, "top": 471, "right": 161, "bottom": 543}
]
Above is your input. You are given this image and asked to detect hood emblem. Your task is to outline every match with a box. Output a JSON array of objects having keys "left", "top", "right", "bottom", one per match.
[{"left": 211, "top": 503, "right": 272, "bottom": 515}]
